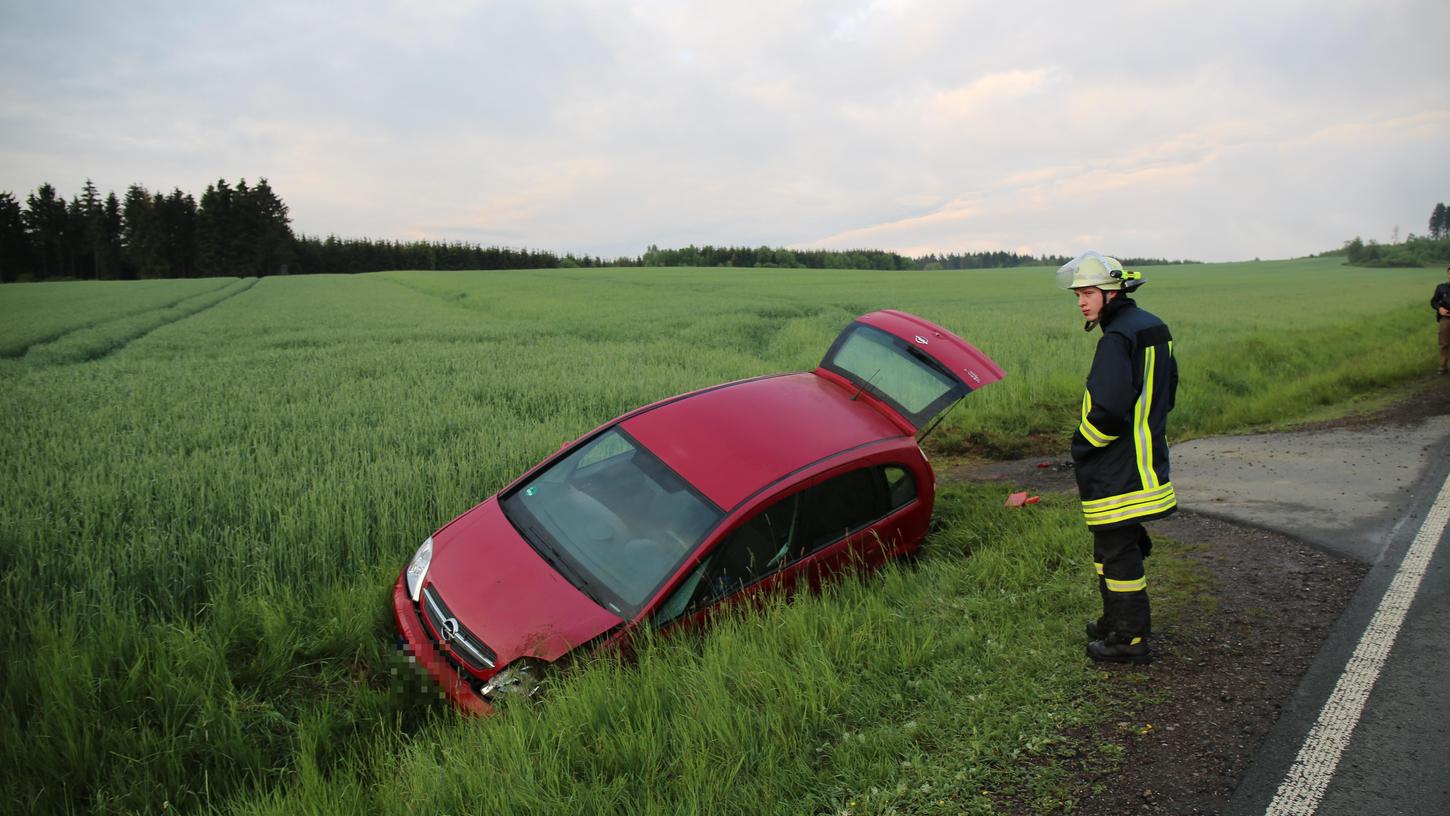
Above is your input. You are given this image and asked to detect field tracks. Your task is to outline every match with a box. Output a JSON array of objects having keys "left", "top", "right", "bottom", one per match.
[
  {"left": 22, "top": 277, "right": 259, "bottom": 365},
  {"left": 377, "top": 273, "right": 489, "bottom": 312},
  {"left": 0, "top": 278, "right": 238, "bottom": 359}
]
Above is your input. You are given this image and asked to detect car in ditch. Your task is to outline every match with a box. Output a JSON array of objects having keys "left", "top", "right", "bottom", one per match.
[{"left": 393, "top": 309, "right": 1004, "bottom": 714}]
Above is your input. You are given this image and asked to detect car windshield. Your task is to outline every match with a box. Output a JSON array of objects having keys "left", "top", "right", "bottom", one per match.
[
  {"left": 499, "top": 428, "right": 722, "bottom": 617},
  {"left": 822, "top": 323, "right": 965, "bottom": 426}
]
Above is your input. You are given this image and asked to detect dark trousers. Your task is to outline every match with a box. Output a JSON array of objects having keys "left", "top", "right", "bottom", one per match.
[
  {"left": 1438, "top": 318, "right": 1449, "bottom": 372},
  {"left": 1093, "top": 523, "right": 1152, "bottom": 639}
]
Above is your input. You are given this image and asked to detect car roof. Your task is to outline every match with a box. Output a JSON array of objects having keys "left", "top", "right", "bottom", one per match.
[{"left": 618, "top": 372, "right": 910, "bottom": 511}]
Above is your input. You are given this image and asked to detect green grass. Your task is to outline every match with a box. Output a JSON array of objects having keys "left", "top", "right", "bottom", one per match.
[{"left": 0, "top": 259, "right": 1441, "bottom": 814}]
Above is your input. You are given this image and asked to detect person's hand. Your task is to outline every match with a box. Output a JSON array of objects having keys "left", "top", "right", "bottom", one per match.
[{"left": 1440, "top": 306, "right": 1450, "bottom": 316}]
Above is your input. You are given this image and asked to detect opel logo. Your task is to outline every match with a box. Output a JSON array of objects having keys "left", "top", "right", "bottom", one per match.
[
  {"left": 439, "top": 617, "right": 460, "bottom": 644},
  {"left": 914, "top": 335, "right": 929, "bottom": 345}
]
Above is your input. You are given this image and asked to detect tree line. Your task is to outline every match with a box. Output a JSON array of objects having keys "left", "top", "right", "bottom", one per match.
[
  {"left": 638, "top": 244, "right": 1192, "bottom": 271},
  {"left": 0, "top": 179, "right": 582, "bottom": 283},
  {"left": 640, "top": 243, "right": 915, "bottom": 270},
  {"left": 1337, "top": 202, "right": 1450, "bottom": 267},
  {"left": 1, "top": 178, "right": 1195, "bottom": 283},
  {"left": 291, "top": 235, "right": 571, "bottom": 276},
  {"left": 1341, "top": 234, "right": 1450, "bottom": 267}
]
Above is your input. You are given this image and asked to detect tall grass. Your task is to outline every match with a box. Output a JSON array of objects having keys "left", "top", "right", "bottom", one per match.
[{"left": 0, "top": 259, "right": 1440, "bottom": 813}]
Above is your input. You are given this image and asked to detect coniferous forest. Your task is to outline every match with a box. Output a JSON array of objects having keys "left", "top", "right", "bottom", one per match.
[
  {"left": 0, "top": 178, "right": 1198, "bottom": 283},
  {"left": 0, "top": 179, "right": 569, "bottom": 283}
]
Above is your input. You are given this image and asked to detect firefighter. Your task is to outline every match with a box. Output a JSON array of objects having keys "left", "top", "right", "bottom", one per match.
[
  {"left": 1433, "top": 265, "right": 1450, "bottom": 375},
  {"left": 1057, "top": 252, "right": 1178, "bottom": 664}
]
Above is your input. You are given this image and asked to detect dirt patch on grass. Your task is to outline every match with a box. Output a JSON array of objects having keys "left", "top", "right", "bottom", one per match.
[
  {"left": 943, "top": 455, "right": 1078, "bottom": 494},
  {"left": 1286, "top": 374, "right": 1450, "bottom": 432}
]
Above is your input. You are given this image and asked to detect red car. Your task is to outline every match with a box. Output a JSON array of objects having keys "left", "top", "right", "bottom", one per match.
[{"left": 393, "top": 310, "right": 1004, "bottom": 713}]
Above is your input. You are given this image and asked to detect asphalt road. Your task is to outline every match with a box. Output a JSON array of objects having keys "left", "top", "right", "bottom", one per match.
[{"left": 1171, "top": 416, "right": 1450, "bottom": 815}]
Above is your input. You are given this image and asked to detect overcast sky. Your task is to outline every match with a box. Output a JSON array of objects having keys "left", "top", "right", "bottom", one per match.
[{"left": 2, "top": 1, "right": 1447, "bottom": 262}]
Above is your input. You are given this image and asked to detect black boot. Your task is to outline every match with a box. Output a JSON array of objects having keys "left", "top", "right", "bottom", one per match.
[
  {"left": 1086, "top": 632, "right": 1152, "bottom": 664},
  {"left": 1086, "top": 619, "right": 1151, "bottom": 640}
]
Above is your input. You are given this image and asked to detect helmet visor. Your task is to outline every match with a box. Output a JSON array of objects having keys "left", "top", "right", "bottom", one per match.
[{"left": 1057, "top": 251, "right": 1113, "bottom": 290}]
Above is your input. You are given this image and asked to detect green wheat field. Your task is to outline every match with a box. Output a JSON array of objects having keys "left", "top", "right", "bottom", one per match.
[{"left": 0, "top": 259, "right": 1438, "bottom": 814}]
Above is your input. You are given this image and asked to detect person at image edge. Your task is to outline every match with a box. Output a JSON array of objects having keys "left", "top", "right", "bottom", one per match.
[{"left": 1432, "top": 265, "right": 1450, "bottom": 375}]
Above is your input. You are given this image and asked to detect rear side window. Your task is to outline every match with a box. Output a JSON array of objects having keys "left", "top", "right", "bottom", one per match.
[
  {"left": 792, "top": 468, "right": 884, "bottom": 557},
  {"left": 884, "top": 465, "right": 916, "bottom": 510}
]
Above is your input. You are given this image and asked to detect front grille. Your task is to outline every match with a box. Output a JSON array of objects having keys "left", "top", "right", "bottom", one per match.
[{"left": 420, "top": 585, "right": 498, "bottom": 672}]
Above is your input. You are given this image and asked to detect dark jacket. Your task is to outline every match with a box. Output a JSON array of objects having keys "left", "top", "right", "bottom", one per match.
[
  {"left": 1433, "top": 281, "right": 1450, "bottom": 322},
  {"left": 1071, "top": 295, "right": 1178, "bottom": 529}
]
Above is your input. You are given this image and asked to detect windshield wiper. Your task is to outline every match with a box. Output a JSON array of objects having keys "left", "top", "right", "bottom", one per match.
[{"left": 521, "top": 524, "right": 609, "bottom": 608}]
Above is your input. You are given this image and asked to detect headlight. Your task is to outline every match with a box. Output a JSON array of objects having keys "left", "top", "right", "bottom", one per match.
[
  {"left": 479, "top": 657, "right": 547, "bottom": 700},
  {"left": 405, "top": 536, "right": 433, "bottom": 602}
]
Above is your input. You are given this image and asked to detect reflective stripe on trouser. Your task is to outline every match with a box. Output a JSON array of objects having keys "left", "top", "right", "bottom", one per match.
[
  {"left": 1093, "top": 523, "right": 1152, "bottom": 639},
  {"left": 1082, "top": 482, "right": 1176, "bottom": 527}
]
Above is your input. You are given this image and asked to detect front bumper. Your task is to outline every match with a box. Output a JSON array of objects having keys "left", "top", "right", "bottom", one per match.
[{"left": 391, "top": 572, "right": 496, "bottom": 716}]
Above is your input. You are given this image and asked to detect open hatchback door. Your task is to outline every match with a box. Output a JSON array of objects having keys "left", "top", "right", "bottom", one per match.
[{"left": 815, "top": 309, "right": 1006, "bottom": 433}]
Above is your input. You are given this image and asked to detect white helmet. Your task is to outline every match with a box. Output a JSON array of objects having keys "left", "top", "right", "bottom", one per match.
[{"left": 1055, "top": 251, "right": 1142, "bottom": 291}]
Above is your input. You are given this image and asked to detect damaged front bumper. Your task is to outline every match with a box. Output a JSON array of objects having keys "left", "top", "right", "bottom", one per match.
[{"left": 391, "top": 572, "right": 496, "bottom": 717}]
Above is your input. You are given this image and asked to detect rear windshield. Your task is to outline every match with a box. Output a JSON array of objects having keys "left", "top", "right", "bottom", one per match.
[
  {"left": 500, "top": 428, "right": 722, "bottom": 617},
  {"left": 821, "top": 323, "right": 966, "bottom": 427}
]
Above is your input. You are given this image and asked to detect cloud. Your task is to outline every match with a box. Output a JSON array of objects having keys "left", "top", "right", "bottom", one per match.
[
  {"left": 931, "top": 69, "right": 1053, "bottom": 119},
  {"left": 1, "top": 1, "right": 1447, "bottom": 261}
]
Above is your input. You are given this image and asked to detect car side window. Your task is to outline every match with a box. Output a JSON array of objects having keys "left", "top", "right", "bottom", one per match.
[
  {"left": 883, "top": 465, "right": 916, "bottom": 510},
  {"left": 790, "top": 467, "right": 887, "bottom": 560},
  {"left": 652, "top": 562, "right": 705, "bottom": 627}
]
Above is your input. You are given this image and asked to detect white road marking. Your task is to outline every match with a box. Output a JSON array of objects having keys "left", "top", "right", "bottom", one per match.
[{"left": 1264, "top": 470, "right": 1450, "bottom": 815}]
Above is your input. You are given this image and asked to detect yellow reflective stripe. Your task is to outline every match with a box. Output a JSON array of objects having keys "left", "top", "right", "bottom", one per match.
[
  {"left": 1135, "top": 345, "right": 1157, "bottom": 489},
  {"left": 1094, "top": 562, "right": 1104, "bottom": 575},
  {"left": 1083, "top": 484, "right": 1177, "bottom": 524},
  {"left": 1129, "top": 636, "right": 1143, "bottom": 646},
  {"left": 1079, "top": 420, "right": 1114, "bottom": 447},
  {"left": 1081, "top": 482, "right": 1175, "bottom": 511},
  {"left": 1106, "top": 576, "right": 1147, "bottom": 592},
  {"left": 1079, "top": 391, "right": 1117, "bottom": 447},
  {"left": 1084, "top": 489, "right": 1176, "bottom": 519},
  {"left": 1085, "top": 493, "right": 1177, "bottom": 526}
]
